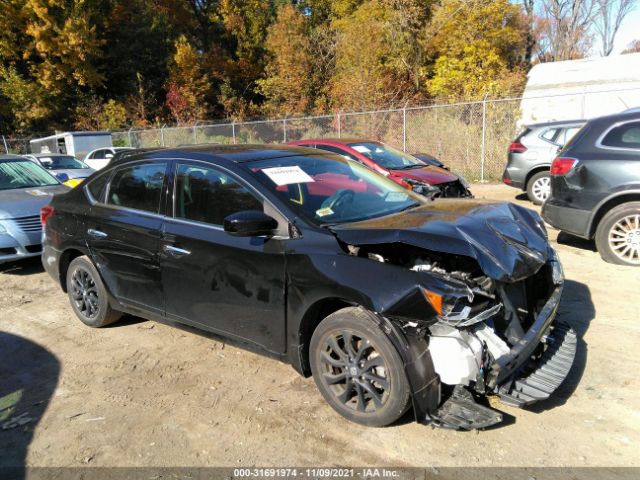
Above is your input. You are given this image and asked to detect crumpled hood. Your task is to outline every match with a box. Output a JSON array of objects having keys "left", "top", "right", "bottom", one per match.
[
  {"left": 388, "top": 165, "right": 459, "bottom": 185},
  {"left": 0, "top": 185, "right": 69, "bottom": 220},
  {"left": 330, "top": 199, "right": 550, "bottom": 283}
]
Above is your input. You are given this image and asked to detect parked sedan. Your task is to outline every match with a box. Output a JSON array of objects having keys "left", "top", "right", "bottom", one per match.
[
  {"left": 502, "top": 120, "right": 585, "bottom": 204},
  {"left": 83, "top": 147, "right": 133, "bottom": 170},
  {"left": 542, "top": 110, "right": 640, "bottom": 266},
  {"left": 0, "top": 155, "right": 68, "bottom": 264},
  {"left": 288, "top": 139, "right": 471, "bottom": 198},
  {"left": 25, "top": 153, "right": 95, "bottom": 187},
  {"left": 42, "top": 145, "right": 575, "bottom": 429}
]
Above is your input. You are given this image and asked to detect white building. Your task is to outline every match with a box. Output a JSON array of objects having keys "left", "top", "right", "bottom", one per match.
[{"left": 520, "top": 53, "right": 640, "bottom": 125}]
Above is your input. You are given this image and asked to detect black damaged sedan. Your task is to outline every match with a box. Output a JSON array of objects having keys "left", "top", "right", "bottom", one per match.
[{"left": 41, "top": 145, "right": 576, "bottom": 429}]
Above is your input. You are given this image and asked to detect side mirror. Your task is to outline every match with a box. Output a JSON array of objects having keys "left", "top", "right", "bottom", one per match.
[
  {"left": 55, "top": 172, "right": 69, "bottom": 183},
  {"left": 105, "top": 153, "right": 114, "bottom": 159},
  {"left": 223, "top": 210, "right": 278, "bottom": 237}
]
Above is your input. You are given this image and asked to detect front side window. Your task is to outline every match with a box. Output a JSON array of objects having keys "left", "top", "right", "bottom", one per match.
[
  {"left": 107, "top": 162, "right": 167, "bottom": 213},
  {"left": 86, "top": 172, "right": 110, "bottom": 202},
  {"left": 175, "top": 164, "right": 263, "bottom": 226},
  {"left": 601, "top": 121, "right": 640, "bottom": 149},
  {"left": 0, "top": 160, "right": 59, "bottom": 190},
  {"left": 245, "top": 155, "right": 424, "bottom": 226},
  {"left": 346, "top": 142, "right": 425, "bottom": 170},
  {"left": 90, "top": 149, "right": 107, "bottom": 160}
]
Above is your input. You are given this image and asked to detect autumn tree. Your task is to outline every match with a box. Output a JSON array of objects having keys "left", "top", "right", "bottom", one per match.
[
  {"left": 426, "top": 0, "right": 527, "bottom": 100},
  {"left": 258, "top": 4, "right": 315, "bottom": 116},
  {"left": 330, "top": 0, "right": 432, "bottom": 110},
  {"left": 622, "top": 39, "right": 640, "bottom": 54},
  {"left": 166, "top": 35, "right": 211, "bottom": 124}
]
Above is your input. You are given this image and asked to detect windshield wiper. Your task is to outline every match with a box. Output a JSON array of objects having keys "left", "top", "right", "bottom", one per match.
[{"left": 391, "top": 164, "right": 425, "bottom": 170}]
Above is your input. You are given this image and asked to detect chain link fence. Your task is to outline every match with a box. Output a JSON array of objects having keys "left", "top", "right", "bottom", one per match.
[{"left": 4, "top": 88, "right": 638, "bottom": 181}]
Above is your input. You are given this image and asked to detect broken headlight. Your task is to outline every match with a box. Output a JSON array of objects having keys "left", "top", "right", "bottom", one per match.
[
  {"left": 403, "top": 178, "right": 440, "bottom": 197},
  {"left": 421, "top": 287, "right": 502, "bottom": 327}
]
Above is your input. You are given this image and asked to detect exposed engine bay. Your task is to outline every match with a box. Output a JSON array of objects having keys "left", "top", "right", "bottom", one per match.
[{"left": 345, "top": 241, "right": 575, "bottom": 430}]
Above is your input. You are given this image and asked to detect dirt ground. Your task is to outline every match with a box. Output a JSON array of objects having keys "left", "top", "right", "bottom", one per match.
[{"left": 1, "top": 183, "right": 639, "bottom": 468}]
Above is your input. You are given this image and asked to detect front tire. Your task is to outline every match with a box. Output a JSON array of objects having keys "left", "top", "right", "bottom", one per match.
[
  {"left": 309, "top": 307, "right": 411, "bottom": 427},
  {"left": 526, "top": 171, "right": 551, "bottom": 205},
  {"left": 66, "top": 256, "right": 122, "bottom": 327},
  {"left": 595, "top": 202, "right": 640, "bottom": 266}
]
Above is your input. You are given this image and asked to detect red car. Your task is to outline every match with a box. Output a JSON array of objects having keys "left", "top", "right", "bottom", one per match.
[{"left": 287, "top": 139, "right": 471, "bottom": 198}]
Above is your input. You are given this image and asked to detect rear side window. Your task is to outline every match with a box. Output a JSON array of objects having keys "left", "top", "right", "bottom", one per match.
[
  {"left": 174, "top": 163, "right": 262, "bottom": 226},
  {"left": 601, "top": 121, "right": 640, "bottom": 149},
  {"left": 556, "top": 126, "right": 581, "bottom": 146},
  {"left": 86, "top": 172, "right": 110, "bottom": 202},
  {"left": 540, "top": 128, "right": 558, "bottom": 142},
  {"left": 317, "top": 145, "right": 360, "bottom": 161},
  {"left": 107, "top": 162, "right": 167, "bottom": 213}
]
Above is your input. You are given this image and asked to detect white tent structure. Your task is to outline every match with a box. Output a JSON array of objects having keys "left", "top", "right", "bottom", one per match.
[{"left": 520, "top": 53, "right": 640, "bottom": 125}]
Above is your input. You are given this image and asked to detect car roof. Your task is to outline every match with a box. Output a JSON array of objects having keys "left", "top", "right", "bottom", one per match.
[
  {"left": 0, "top": 154, "right": 28, "bottom": 161},
  {"left": 585, "top": 110, "right": 640, "bottom": 127},
  {"left": 292, "top": 138, "right": 380, "bottom": 145},
  {"left": 525, "top": 119, "right": 586, "bottom": 129},
  {"left": 29, "top": 153, "right": 74, "bottom": 157},
  {"left": 110, "top": 144, "right": 322, "bottom": 166}
]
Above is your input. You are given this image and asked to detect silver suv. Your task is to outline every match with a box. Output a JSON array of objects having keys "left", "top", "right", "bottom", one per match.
[{"left": 502, "top": 120, "right": 585, "bottom": 204}]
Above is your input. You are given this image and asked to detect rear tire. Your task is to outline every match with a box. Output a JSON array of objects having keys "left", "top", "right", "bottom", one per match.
[
  {"left": 309, "top": 307, "right": 411, "bottom": 427},
  {"left": 66, "top": 256, "right": 122, "bottom": 327},
  {"left": 595, "top": 202, "right": 640, "bottom": 266},
  {"left": 526, "top": 171, "right": 551, "bottom": 205}
]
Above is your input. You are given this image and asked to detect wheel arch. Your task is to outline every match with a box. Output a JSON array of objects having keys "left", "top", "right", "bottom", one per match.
[
  {"left": 588, "top": 191, "right": 640, "bottom": 238},
  {"left": 524, "top": 165, "right": 551, "bottom": 189},
  {"left": 295, "top": 297, "right": 357, "bottom": 376},
  {"left": 58, "top": 248, "right": 89, "bottom": 292}
]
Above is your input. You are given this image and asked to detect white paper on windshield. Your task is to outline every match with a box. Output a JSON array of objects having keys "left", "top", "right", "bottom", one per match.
[
  {"left": 261, "top": 166, "right": 314, "bottom": 186},
  {"left": 315, "top": 207, "right": 334, "bottom": 217},
  {"left": 385, "top": 192, "right": 409, "bottom": 202},
  {"left": 351, "top": 145, "right": 371, "bottom": 154}
]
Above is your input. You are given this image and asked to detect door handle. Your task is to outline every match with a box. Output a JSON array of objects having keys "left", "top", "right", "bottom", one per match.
[
  {"left": 163, "top": 244, "right": 191, "bottom": 257},
  {"left": 87, "top": 228, "right": 108, "bottom": 239}
]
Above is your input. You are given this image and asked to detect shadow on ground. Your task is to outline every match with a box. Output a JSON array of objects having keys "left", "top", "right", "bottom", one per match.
[
  {"left": 528, "top": 279, "right": 594, "bottom": 413},
  {"left": 0, "top": 332, "right": 60, "bottom": 479},
  {"left": 556, "top": 231, "right": 597, "bottom": 252},
  {"left": 0, "top": 257, "right": 44, "bottom": 276}
]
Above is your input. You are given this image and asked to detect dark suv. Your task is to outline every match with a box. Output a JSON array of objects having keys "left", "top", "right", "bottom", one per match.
[
  {"left": 503, "top": 120, "right": 585, "bottom": 204},
  {"left": 542, "top": 111, "right": 640, "bottom": 266},
  {"left": 41, "top": 145, "right": 575, "bottom": 429}
]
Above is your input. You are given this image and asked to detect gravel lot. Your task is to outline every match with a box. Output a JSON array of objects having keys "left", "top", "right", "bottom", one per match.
[{"left": 1, "top": 183, "right": 639, "bottom": 468}]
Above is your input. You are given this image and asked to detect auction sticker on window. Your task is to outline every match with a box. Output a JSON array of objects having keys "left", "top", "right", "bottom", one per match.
[{"left": 262, "top": 166, "right": 314, "bottom": 186}]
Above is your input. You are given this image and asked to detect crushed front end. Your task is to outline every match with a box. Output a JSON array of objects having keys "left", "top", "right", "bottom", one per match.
[
  {"left": 332, "top": 201, "right": 577, "bottom": 429},
  {"left": 345, "top": 242, "right": 575, "bottom": 430},
  {"left": 417, "top": 248, "right": 575, "bottom": 430}
]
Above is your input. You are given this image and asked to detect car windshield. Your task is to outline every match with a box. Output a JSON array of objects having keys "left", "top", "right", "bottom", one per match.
[
  {"left": 347, "top": 142, "right": 426, "bottom": 169},
  {"left": 246, "top": 155, "right": 424, "bottom": 226},
  {"left": 0, "top": 160, "right": 59, "bottom": 190},
  {"left": 36, "top": 155, "right": 89, "bottom": 170}
]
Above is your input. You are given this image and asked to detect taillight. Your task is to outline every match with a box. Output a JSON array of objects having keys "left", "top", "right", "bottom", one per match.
[
  {"left": 550, "top": 157, "right": 578, "bottom": 176},
  {"left": 509, "top": 141, "right": 527, "bottom": 153},
  {"left": 40, "top": 205, "right": 55, "bottom": 226}
]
